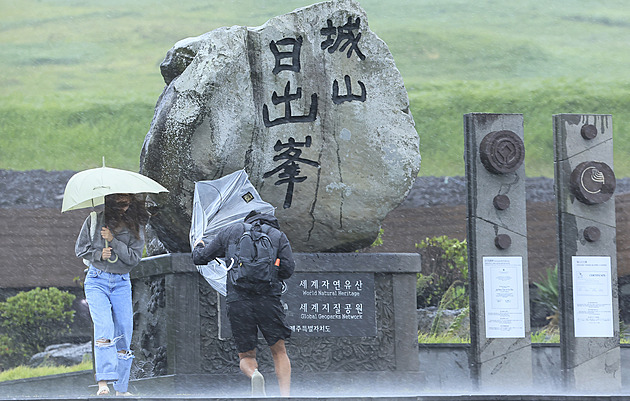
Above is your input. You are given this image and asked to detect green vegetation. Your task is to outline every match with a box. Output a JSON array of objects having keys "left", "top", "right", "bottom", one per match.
[
  {"left": 415, "top": 236, "right": 468, "bottom": 309},
  {"left": 2, "top": 0, "right": 630, "bottom": 175},
  {"left": 370, "top": 228, "right": 384, "bottom": 248},
  {"left": 0, "top": 360, "right": 91, "bottom": 383},
  {"left": 418, "top": 328, "right": 563, "bottom": 344},
  {"left": 530, "top": 327, "right": 560, "bottom": 344},
  {"left": 418, "top": 332, "right": 469, "bottom": 344},
  {"left": 418, "top": 327, "right": 590, "bottom": 344},
  {"left": 416, "top": 235, "right": 469, "bottom": 339},
  {"left": 0, "top": 288, "right": 76, "bottom": 368},
  {"left": 0, "top": 333, "right": 23, "bottom": 371},
  {"left": 532, "top": 265, "right": 560, "bottom": 329}
]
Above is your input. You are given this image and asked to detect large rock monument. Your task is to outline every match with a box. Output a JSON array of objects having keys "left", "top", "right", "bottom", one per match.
[{"left": 140, "top": 0, "right": 420, "bottom": 253}]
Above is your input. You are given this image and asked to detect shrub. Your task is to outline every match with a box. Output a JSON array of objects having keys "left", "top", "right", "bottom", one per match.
[
  {"left": 415, "top": 235, "right": 468, "bottom": 308},
  {"left": 0, "top": 288, "right": 76, "bottom": 361},
  {"left": 0, "top": 333, "right": 27, "bottom": 371},
  {"left": 532, "top": 265, "right": 559, "bottom": 329}
]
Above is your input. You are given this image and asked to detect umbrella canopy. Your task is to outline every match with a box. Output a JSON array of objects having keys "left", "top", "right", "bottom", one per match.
[
  {"left": 190, "top": 169, "right": 275, "bottom": 248},
  {"left": 61, "top": 160, "right": 168, "bottom": 212},
  {"left": 190, "top": 169, "right": 275, "bottom": 296}
]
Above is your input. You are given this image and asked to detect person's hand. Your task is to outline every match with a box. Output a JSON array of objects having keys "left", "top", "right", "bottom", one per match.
[
  {"left": 101, "top": 226, "right": 114, "bottom": 242},
  {"left": 102, "top": 247, "right": 112, "bottom": 260}
]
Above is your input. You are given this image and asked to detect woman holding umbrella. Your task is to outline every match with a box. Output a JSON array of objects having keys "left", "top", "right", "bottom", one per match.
[{"left": 75, "top": 193, "right": 149, "bottom": 396}]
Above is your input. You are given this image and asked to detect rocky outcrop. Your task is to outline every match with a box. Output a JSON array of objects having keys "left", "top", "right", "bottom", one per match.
[
  {"left": 29, "top": 342, "right": 91, "bottom": 367},
  {"left": 139, "top": 0, "right": 421, "bottom": 253}
]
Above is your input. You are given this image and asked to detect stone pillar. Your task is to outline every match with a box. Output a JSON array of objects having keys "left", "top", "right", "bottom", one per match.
[
  {"left": 464, "top": 113, "right": 533, "bottom": 390},
  {"left": 553, "top": 114, "right": 621, "bottom": 391},
  {"left": 131, "top": 253, "right": 201, "bottom": 376}
]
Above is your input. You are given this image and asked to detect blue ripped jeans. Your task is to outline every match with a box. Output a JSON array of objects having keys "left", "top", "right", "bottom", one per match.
[{"left": 84, "top": 266, "right": 134, "bottom": 393}]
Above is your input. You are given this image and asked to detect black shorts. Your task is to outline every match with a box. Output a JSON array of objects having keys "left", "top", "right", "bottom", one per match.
[{"left": 227, "top": 295, "right": 292, "bottom": 353}]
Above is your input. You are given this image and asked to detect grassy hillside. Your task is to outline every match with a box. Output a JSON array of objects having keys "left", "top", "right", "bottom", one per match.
[{"left": 1, "top": 0, "right": 630, "bottom": 176}]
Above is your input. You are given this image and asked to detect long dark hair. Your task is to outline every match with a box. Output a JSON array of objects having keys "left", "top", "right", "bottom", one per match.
[{"left": 104, "top": 193, "right": 150, "bottom": 239}]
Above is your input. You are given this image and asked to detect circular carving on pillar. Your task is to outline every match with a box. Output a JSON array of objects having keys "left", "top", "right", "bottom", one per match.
[
  {"left": 493, "top": 194, "right": 511, "bottom": 210},
  {"left": 495, "top": 234, "right": 512, "bottom": 250},
  {"left": 581, "top": 124, "right": 598, "bottom": 140},
  {"left": 584, "top": 226, "right": 601, "bottom": 242},
  {"left": 479, "top": 130, "right": 525, "bottom": 175},
  {"left": 569, "top": 161, "right": 616, "bottom": 205}
]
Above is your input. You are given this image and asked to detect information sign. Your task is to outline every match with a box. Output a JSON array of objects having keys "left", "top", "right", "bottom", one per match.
[
  {"left": 483, "top": 256, "right": 525, "bottom": 338},
  {"left": 572, "top": 256, "right": 613, "bottom": 337}
]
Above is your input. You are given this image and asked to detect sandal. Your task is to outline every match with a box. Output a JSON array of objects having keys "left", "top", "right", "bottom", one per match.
[
  {"left": 116, "top": 391, "right": 133, "bottom": 396},
  {"left": 97, "top": 386, "right": 110, "bottom": 396}
]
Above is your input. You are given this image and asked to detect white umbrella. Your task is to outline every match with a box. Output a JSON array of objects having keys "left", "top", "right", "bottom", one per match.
[
  {"left": 191, "top": 170, "right": 275, "bottom": 295},
  {"left": 61, "top": 158, "right": 169, "bottom": 264},
  {"left": 61, "top": 158, "right": 168, "bottom": 212}
]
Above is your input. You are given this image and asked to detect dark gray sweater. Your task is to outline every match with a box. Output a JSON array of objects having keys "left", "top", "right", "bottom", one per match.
[{"left": 75, "top": 211, "right": 145, "bottom": 274}]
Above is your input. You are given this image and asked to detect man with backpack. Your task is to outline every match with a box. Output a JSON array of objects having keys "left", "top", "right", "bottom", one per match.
[{"left": 192, "top": 210, "right": 295, "bottom": 397}]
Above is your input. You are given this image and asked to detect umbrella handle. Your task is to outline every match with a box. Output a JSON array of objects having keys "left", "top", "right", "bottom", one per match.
[{"left": 105, "top": 240, "right": 119, "bottom": 263}]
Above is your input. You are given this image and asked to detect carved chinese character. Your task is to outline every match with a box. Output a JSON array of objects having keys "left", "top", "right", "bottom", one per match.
[
  {"left": 263, "top": 136, "right": 320, "bottom": 208},
  {"left": 269, "top": 36, "right": 303, "bottom": 74},
  {"left": 332, "top": 75, "right": 366, "bottom": 104},
  {"left": 262, "top": 81, "right": 318, "bottom": 127},
  {"left": 320, "top": 17, "right": 366, "bottom": 60}
]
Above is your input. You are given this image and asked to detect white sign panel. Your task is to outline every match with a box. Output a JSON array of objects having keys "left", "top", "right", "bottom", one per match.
[
  {"left": 483, "top": 256, "right": 525, "bottom": 338},
  {"left": 572, "top": 256, "right": 613, "bottom": 337}
]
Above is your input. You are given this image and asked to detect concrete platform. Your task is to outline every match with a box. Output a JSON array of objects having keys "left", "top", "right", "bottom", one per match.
[
  {"left": 1, "top": 371, "right": 630, "bottom": 401},
  {"left": 2, "top": 394, "right": 630, "bottom": 401}
]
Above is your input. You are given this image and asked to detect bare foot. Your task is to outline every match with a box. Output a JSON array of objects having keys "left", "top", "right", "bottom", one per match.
[{"left": 97, "top": 385, "right": 110, "bottom": 396}]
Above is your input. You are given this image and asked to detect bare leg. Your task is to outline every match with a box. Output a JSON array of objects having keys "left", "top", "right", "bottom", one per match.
[
  {"left": 239, "top": 349, "right": 266, "bottom": 396},
  {"left": 270, "top": 339, "right": 291, "bottom": 397},
  {"left": 238, "top": 349, "right": 258, "bottom": 377}
]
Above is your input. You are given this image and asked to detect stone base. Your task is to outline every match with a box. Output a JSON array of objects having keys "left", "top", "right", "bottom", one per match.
[{"left": 130, "top": 252, "right": 422, "bottom": 378}]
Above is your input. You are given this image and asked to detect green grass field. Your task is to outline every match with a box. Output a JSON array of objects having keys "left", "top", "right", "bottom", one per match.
[{"left": 1, "top": 0, "right": 630, "bottom": 176}]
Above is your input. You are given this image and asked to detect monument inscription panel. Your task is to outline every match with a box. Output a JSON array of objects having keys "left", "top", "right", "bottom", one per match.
[
  {"left": 283, "top": 272, "right": 376, "bottom": 336},
  {"left": 219, "top": 272, "right": 375, "bottom": 338}
]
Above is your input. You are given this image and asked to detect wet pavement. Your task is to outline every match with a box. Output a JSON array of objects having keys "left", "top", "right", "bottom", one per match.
[{"left": 2, "top": 395, "right": 630, "bottom": 401}]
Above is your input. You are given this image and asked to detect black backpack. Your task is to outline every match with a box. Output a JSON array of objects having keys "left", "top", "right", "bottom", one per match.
[{"left": 228, "top": 221, "right": 279, "bottom": 293}]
